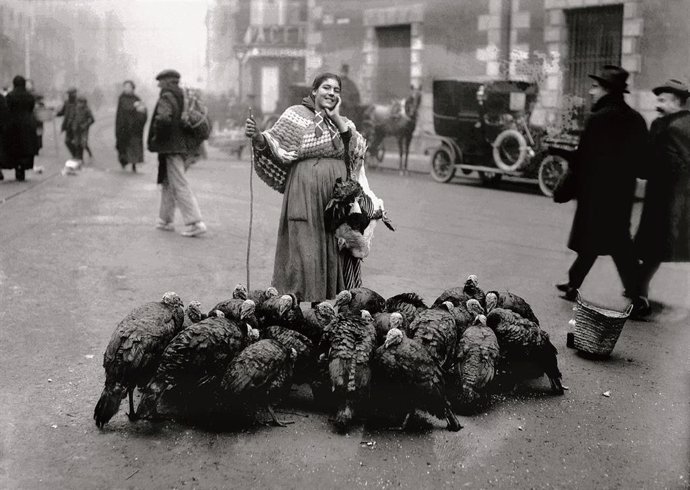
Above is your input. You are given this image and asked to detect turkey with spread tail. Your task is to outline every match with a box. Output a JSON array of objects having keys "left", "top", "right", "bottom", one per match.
[
  {"left": 319, "top": 310, "right": 377, "bottom": 433},
  {"left": 451, "top": 313, "right": 500, "bottom": 412},
  {"left": 94, "top": 292, "right": 185, "bottom": 428},
  {"left": 373, "top": 327, "right": 462, "bottom": 431}
]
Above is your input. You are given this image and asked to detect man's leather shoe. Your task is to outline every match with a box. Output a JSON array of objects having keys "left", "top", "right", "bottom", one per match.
[
  {"left": 630, "top": 297, "right": 651, "bottom": 319},
  {"left": 560, "top": 287, "right": 578, "bottom": 302},
  {"left": 556, "top": 283, "right": 571, "bottom": 293}
]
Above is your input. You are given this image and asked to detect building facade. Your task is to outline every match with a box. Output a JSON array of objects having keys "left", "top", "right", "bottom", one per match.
[
  {"left": 208, "top": 0, "right": 690, "bottom": 133},
  {"left": 0, "top": 0, "right": 128, "bottom": 100},
  {"left": 208, "top": 0, "right": 309, "bottom": 115}
]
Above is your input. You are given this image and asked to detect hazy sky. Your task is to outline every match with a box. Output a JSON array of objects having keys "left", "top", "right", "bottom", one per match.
[{"left": 113, "top": 0, "right": 209, "bottom": 86}]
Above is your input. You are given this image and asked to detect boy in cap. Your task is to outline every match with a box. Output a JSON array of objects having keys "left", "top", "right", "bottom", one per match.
[
  {"left": 148, "top": 69, "right": 207, "bottom": 237},
  {"left": 634, "top": 79, "right": 690, "bottom": 307}
]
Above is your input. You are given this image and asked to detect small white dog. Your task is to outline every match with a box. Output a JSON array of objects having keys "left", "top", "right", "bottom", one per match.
[{"left": 61, "top": 159, "right": 82, "bottom": 176}]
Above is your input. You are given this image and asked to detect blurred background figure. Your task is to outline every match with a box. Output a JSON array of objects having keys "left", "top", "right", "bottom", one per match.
[
  {"left": 339, "top": 63, "right": 361, "bottom": 121},
  {"left": 0, "top": 90, "right": 8, "bottom": 181},
  {"left": 115, "top": 80, "right": 148, "bottom": 172},
  {"left": 66, "top": 96, "right": 95, "bottom": 164},
  {"left": 3, "top": 75, "right": 37, "bottom": 181},
  {"left": 25, "top": 79, "right": 45, "bottom": 156},
  {"left": 57, "top": 88, "right": 79, "bottom": 159}
]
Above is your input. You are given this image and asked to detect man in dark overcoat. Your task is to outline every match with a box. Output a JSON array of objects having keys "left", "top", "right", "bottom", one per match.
[
  {"left": 555, "top": 65, "right": 650, "bottom": 316},
  {"left": 0, "top": 91, "right": 8, "bottom": 181},
  {"left": 4, "top": 75, "right": 37, "bottom": 181},
  {"left": 634, "top": 79, "right": 690, "bottom": 302}
]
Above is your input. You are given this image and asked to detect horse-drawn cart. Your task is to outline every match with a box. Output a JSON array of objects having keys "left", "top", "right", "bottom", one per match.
[{"left": 427, "top": 79, "right": 575, "bottom": 197}]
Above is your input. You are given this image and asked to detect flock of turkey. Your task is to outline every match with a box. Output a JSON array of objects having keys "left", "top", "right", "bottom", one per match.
[{"left": 94, "top": 275, "right": 565, "bottom": 434}]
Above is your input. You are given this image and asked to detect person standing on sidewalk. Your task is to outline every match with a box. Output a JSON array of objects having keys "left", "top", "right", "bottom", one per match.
[
  {"left": 4, "top": 76, "right": 37, "bottom": 181},
  {"left": 554, "top": 65, "right": 650, "bottom": 317},
  {"left": 147, "top": 69, "right": 206, "bottom": 237},
  {"left": 115, "top": 80, "right": 147, "bottom": 172},
  {"left": 634, "top": 79, "right": 690, "bottom": 306}
]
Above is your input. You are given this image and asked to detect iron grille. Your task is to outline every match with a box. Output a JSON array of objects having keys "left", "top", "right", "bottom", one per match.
[{"left": 564, "top": 5, "right": 623, "bottom": 116}]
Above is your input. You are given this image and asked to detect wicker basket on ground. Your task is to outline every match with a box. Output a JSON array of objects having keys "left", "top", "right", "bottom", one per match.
[{"left": 572, "top": 291, "right": 633, "bottom": 357}]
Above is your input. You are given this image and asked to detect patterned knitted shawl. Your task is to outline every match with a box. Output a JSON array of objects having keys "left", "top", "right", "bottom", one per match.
[{"left": 252, "top": 103, "right": 368, "bottom": 194}]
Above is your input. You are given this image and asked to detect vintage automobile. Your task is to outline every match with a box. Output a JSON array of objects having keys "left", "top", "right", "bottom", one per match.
[{"left": 427, "top": 79, "right": 574, "bottom": 197}]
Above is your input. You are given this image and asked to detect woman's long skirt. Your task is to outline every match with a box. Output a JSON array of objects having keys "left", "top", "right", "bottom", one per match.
[
  {"left": 117, "top": 133, "right": 144, "bottom": 165},
  {"left": 272, "top": 157, "right": 360, "bottom": 302}
]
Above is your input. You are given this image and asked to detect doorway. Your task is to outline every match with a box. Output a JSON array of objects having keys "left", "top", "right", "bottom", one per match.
[
  {"left": 261, "top": 65, "right": 280, "bottom": 114},
  {"left": 374, "top": 24, "right": 411, "bottom": 103}
]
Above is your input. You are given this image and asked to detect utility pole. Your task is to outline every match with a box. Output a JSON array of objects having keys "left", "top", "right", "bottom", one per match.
[{"left": 24, "top": 2, "right": 35, "bottom": 78}]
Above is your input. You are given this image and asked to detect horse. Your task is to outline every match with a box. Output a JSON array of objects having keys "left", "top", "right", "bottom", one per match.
[{"left": 362, "top": 91, "right": 422, "bottom": 175}]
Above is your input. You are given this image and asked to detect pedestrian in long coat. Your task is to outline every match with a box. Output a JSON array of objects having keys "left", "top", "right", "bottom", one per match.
[
  {"left": 4, "top": 75, "right": 37, "bottom": 181},
  {"left": 634, "top": 79, "right": 690, "bottom": 299},
  {"left": 554, "top": 65, "right": 650, "bottom": 316},
  {"left": 116, "top": 80, "right": 147, "bottom": 171},
  {"left": 67, "top": 97, "right": 94, "bottom": 161},
  {"left": 0, "top": 92, "right": 9, "bottom": 181},
  {"left": 57, "top": 88, "right": 78, "bottom": 157},
  {"left": 245, "top": 72, "right": 384, "bottom": 302}
]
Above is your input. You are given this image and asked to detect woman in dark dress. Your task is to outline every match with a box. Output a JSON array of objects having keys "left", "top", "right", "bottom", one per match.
[
  {"left": 244, "top": 73, "right": 385, "bottom": 302},
  {"left": 115, "top": 80, "right": 147, "bottom": 172},
  {"left": 4, "top": 76, "right": 37, "bottom": 181}
]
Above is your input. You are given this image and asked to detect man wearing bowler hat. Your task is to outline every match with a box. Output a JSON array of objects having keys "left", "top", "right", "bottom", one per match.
[
  {"left": 555, "top": 65, "right": 650, "bottom": 317},
  {"left": 634, "top": 79, "right": 690, "bottom": 307},
  {"left": 148, "top": 69, "right": 206, "bottom": 237}
]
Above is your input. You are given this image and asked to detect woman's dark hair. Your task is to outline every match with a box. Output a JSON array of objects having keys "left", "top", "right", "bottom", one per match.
[
  {"left": 311, "top": 73, "right": 342, "bottom": 92},
  {"left": 123, "top": 80, "right": 136, "bottom": 90}
]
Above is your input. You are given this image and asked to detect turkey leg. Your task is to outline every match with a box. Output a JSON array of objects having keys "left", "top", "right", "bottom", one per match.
[
  {"left": 126, "top": 389, "right": 138, "bottom": 422},
  {"left": 444, "top": 402, "right": 463, "bottom": 432},
  {"left": 267, "top": 405, "right": 294, "bottom": 427}
]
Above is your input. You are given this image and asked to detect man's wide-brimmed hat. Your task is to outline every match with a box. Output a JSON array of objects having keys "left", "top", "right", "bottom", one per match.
[
  {"left": 155, "top": 69, "right": 181, "bottom": 81},
  {"left": 652, "top": 78, "right": 690, "bottom": 98},
  {"left": 588, "top": 65, "right": 630, "bottom": 93}
]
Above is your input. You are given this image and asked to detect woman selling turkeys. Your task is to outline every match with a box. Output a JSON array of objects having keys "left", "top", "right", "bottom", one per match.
[{"left": 245, "top": 72, "right": 386, "bottom": 302}]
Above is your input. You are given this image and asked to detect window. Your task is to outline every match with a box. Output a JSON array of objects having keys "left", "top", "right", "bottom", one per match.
[{"left": 564, "top": 5, "right": 623, "bottom": 103}]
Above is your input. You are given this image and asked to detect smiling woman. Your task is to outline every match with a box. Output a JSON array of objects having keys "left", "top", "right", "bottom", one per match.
[{"left": 245, "top": 72, "right": 383, "bottom": 302}]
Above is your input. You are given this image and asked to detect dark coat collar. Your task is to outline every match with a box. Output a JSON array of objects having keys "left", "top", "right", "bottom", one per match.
[
  {"left": 592, "top": 93, "right": 626, "bottom": 112},
  {"left": 662, "top": 109, "right": 690, "bottom": 123}
]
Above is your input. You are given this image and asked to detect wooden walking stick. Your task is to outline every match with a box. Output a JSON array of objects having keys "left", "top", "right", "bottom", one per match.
[{"left": 246, "top": 108, "right": 255, "bottom": 291}]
